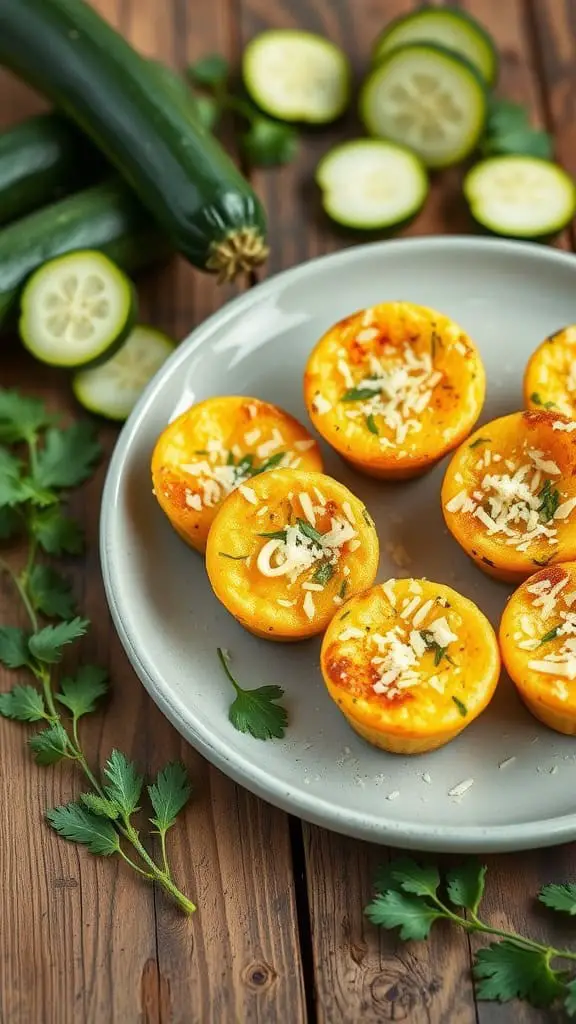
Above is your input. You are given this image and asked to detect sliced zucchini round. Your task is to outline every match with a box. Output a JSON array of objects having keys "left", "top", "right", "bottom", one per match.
[
  {"left": 20, "top": 250, "right": 136, "bottom": 368},
  {"left": 72, "top": 324, "right": 175, "bottom": 421},
  {"left": 360, "top": 43, "right": 487, "bottom": 169},
  {"left": 316, "top": 139, "right": 428, "bottom": 230},
  {"left": 464, "top": 156, "right": 576, "bottom": 239},
  {"left": 242, "top": 29, "right": 351, "bottom": 124},
  {"left": 373, "top": 6, "right": 498, "bottom": 86}
]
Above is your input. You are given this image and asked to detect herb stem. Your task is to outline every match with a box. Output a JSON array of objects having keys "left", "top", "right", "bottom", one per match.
[
  {"left": 117, "top": 848, "right": 155, "bottom": 879},
  {"left": 0, "top": 554, "right": 38, "bottom": 632},
  {"left": 160, "top": 830, "right": 171, "bottom": 878},
  {"left": 121, "top": 819, "right": 194, "bottom": 912},
  {"left": 216, "top": 647, "right": 240, "bottom": 694},
  {"left": 431, "top": 901, "right": 558, "bottom": 955}
]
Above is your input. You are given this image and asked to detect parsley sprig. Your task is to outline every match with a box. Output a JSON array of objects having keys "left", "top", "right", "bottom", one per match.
[
  {"left": 538, "top": 479, "right": 560, "bottom": 522},
  {"left": 0, "top": 390, "right": 194, "bottom": 913},
  {"left": 366, "top": 858, "right": 576, "bottom": 1014},
  {"left": 217, "top": 647, "right": 288, "bottom": 740}
]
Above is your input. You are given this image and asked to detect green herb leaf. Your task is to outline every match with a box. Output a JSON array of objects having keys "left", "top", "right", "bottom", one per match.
[
  {"left": 80, "top": 793, "right": 120, "bottom": 820},
  {"left": 452, "top": 696, "right": 468, "bottom": 717},
  {"left": 483, "top": 127, "right": 553, "bottom": 159},
  {"left": 242, "top": 117, "right": 298, "bottom": 167},
  {"left": 34, "top": 422, "right": 101, "bottom": 489},
  {"left": 0, "top": 684, "right": 47, "bottom": 722},
  {"left": 363, "top": 508, "right": 375, "bottom": 528},
  {"left": 193, "top": 93, "right": 220, "bottom": 131},
  {"left": 56, "top": 665, "right": 109, "bottom": 720},
  {"left": 252, "top": 451, "right": 287, "bottom": 475},
  {"left": 148, "top": 762, "right": 192, "bottom": 832},
  {"left": 18, "top": 478, "right": 58, "bottom": 508},
  {"left": 0, "top": 449, "right": 25, "bottom": 507},
  {"left": 486, "top": 99, "right": 530, "bottom": 135},
  {"left": 312, "top": 561, "right": 334, "bottom": 585},
  {"left": 297, "top": 519, "right": 323, "bottom": 545},
  {"left": 365, "top": 413, "right": 379, "bottom": 435},
  {"left": 340, "top": 387, "right": 379, "bottom": 402},
  {"left": 531, "top": 392, "right": 556, "bottom": 409},
  {"left": 257, "top": 529, "right": 287, "bottom": 540},
  {"left": 0, "top": 506, "right": 20, "bottom": 540},
  {"left": 538, "top": 479, "right": 560, "bottom": 522},
  {"left": 473, "top": 940, "right": 567, "bottom": 1007},
  {"left": 0, "top": 626, "right": 30, "bottom": 668},
  {"left": 30, "top": 507, "right": 84, "bottom": 555},
  {"left": 29, "top": 722, "right": 69, "bottom": 765},
  {"left": 539, "top": 625, "right": 561, "bottom": 645},
  {"left": 103, "top": 749, "right": 143, "bottom": 818},
  {"left": 187, "top": 53, "right": 229, "bottom": 86},
  {"left": 420, "top": 630, "right": 449, "bottom": 666},
  {"left": 565, "top": 978, "right": 576, "bottom": 1017},
  {"left": 28, "top": 565, "right": 75, "bottom": 619},
  {"left": 538, "top": 882, "right": 576, "bottom": 915},
  {"left": 217, "top": 648, "right": 288, "bottom": 740},
  {"left": 339, "top": 579, "right": 349, "bottom": 600},
  {"left": 446, "top": 861, "right": 486, "bottom": 914},
  {"left": 469, "top": 436, "right": 491, "bottom": 449},
  {"left": 0, "top": 389, "right": 53, "bottom": 443},
  {"left": 28, "top": 617, "right": 89, "bottom": 664},
  {"left": 46, "top": 803, "right": 120, "bottom": 855},
  {"left": 365, "top": 890, "right": 444, "bottom": 940},
  {"left": 218, "top": 551, "right": 249, "bottom": 560},
  {"left": 390, "top": 859, "right": 440, "bottom": 899}
]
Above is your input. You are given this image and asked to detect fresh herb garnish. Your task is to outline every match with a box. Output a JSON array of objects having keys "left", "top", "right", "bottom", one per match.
[
  {"left": 365, "top": 858, "right": 576, "bottom": 1015},
  {"left": 312, "top": 561, "right": 334, "bottom": 585},
  {"left": 0, "top": 389, "right": 194, "bottom": 914},
  {"left": 339, "top": 579, "right": 349, "bottom": 600},
  {"left": 252, "top": 451, "right": 286, "bottom": 475},
  {"left": 481, "top": 98, "right": 554, "bottom": 160},
  {"left": 257, "top": 529, "right": 288, "bottom": 540},
  {"left": 340, "top": 610, "right": 351, "bottom": 620},
  {"left": 297, "top": 519, "right": 323, "bottom": 545},
  {"left": 539, "top": 626, "right": 561, "bottom": 645},
  {"left": 452, "top": 696, "right": 468, "bottom": 717},
  {"left": 538, "top": 479, "right": 560, "bottom": 522},
  {"left": 469, "top": 436, "right": 491, "bottom": 449},
  {"left": 365, "top": 413, "right": 379, "bottom": 435},
  {"left": 216, "top": 647, "right": 288, "bottom": 740},
  {"left": 531, "top": 392, "right": 556, "bottom": 409},
  {"left": 340, "top": 387, "right": 379, "bottom": 402},
  {"left": 218, "top": 552, "right": 249, "bottom": 560},
  {"left": 420, "top": 630, "right": 452, "bottom": 667}
]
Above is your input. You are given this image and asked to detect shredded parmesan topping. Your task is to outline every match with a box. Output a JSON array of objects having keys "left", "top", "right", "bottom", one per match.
[{"left": 516, "top": 572, "right": 576, "bottom": 684}]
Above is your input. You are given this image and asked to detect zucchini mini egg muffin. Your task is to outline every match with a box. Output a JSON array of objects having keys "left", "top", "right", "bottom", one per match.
[
  {"left": 303, "top": 301, "right": 485, "bottom": 479},
  {"left": 524, "top": 324, "right": 576, "bottom": 418},
  {"left": 500, "top": 562, "right": 576, "bottom": 735},
  {"left": 151, "top": 396, "right": 322, "bottom": 553},
  {"left": 321, "top": 579, "right": 500, "bottom": 754},
  {"left": 205, "top": 468, "right": 379, "bottom": 640},
  {"left": 442, "top": 410, "right": 576, "bottom": 584}
]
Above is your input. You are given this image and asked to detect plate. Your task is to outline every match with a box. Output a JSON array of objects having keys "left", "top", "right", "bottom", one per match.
[{"left": 101, "top": 236, "right": 576, "bottom": 853}]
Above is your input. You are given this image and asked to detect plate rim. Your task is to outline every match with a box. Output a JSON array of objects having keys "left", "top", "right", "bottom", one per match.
[{"left": 101, "top": 234, "right": 576, "bottom": 853}]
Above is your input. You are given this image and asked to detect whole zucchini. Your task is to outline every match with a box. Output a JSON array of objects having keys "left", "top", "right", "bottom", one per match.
[
  {"left": 0, "top": 112, "right": 105, "bottom": 226},
  {"left": 0, "top": 178, "right": 170, "bottom": 326},
  {"left": 0, "top": 0, "right": 269, "bottom": 282}
]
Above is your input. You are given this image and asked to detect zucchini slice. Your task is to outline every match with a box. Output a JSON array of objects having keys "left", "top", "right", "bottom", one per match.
[
  {"left": 20, "top": 250, "right": 136, "bottom": 368},
  {"left": 243, "top": 29, "right": 351, "bottom": 123},
  {"left": 464, "top": 155, "right": 576, "bottom": 239},
  {"left": 316, "top": 139, "right": 428, "bottom": 230},
  {"left": 373, "top": 6, "right": 498, "bottom": 86},
  {"left": 360, "top": 43, "right": 487, "bottom": 169},
  {"left": 72, "top": 324, "right": 175, "bottom": 421}
]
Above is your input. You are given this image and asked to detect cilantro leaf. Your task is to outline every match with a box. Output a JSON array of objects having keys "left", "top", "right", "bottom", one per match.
[
  {"left": 538, "top": 882, "right": 576, "bottom": 916},
  {"left": 242, "top": 117, "right": 298, "bottom": 167},
  {"left": 0, "top": 449, "right": 25, "bottom": 507},
  {"left": 252, "top": 451, "right": 287, "bottom": 475},
  {"left": 452, "top": 696, "right": 468, "bottom": 717},
  {"left": 312, "top": 561, "right": 334, "bottom": 585},
  {"left": 365, "top": 890, "right": 444, "bottom": 940},
  {"left": 538, "top": 479, "right": 560, "bottom": 522},
  {"left": 0, "top": 389, "right": 53, "bottom": 443},
  {"left": 217, "top": 647, "right": 288, "bottom": 740},
  {"left": 80, "top": 793, "right": 120, "bottom": 820},
  {"left": 28, "top": 565, "right": 75, "bottom": 619},
  {"left": 103, "top": 749, "right": 143, "bottom": 818},
  {"left": 0, "top": 626, "right": 30, "bottom": 668},
  {"left": 389, "top": 859, "right": 440, "bottom": 898},
  {"left": 0, "top": 684, "right": 47, "bottom": 722},
  {"left": 565, "top": 978, "right": 576, "bottom": 1017},
  {"left": 483, "top": 127, "right": 553, "bottom": 160},
  {"left": 46, "top": 803, "right": 120, "bottom": 855},
  {"left": 34, "top": 422, "right": 101, "bottom": 489},
  {"left": 340, "top": 387, "right": 379, "bottom": 401},
  {"left": 446, "top": 861, "right": 486, "bottom": 914},
  {"left": 28, "top": 617, "right": 89, "bottom": 664},
  {"left": 29, "top": 722, "right": 69, "bottom": 765},
  {"left": 539, "top": 626, "right": 561, "bottom": 645},
  {"left": 148, "top": 762, "right": 192, "bottom": 832},
  {"left": 297, "top": 518, "right": 323, "bottom": 545},
  {"left": 473, "top": 940, "right": 567, "bottom": 1006},
  {"left": 258, "top": 529, "right": 287, "bottom": 540},
  {"left": 56, "top": 665, "right": 109, "bottom": 720},
  {"left": 193, "top": 93, "right": 220, "bottom": 131},
  {"left": 486, "top": 99, "right": 530, "bottom": 135},
  {"left": 0, "top": 506, "right": 20, "bottom": 540},
  {"left": 365, "top": 413, "right": 379, "bottom": 435},
  {"left": 30, "top": 507, "right": 84, "bottom": 555},
  {"left": 187, "top": 53, "right": 229, "bottom": 86}
]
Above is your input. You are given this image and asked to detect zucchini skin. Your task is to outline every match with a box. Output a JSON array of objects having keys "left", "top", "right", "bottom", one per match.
[
  {"left": 0, "top": 112, "right": 105, "bottom": 226},
  {"left": 0, "top": 0, "right": 267, "bottom": 276},
  {"left": 0, "top": 179, "right": 170, "bottom": 327}
]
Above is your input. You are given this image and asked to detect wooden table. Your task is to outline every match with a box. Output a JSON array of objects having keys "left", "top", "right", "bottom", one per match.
[{"left": 2, "top": 1, "right": 576, "bottom": 1021}]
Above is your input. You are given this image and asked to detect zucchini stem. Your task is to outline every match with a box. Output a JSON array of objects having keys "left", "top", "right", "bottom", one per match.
[{"left": 206, "top": 227, "right": 269, "bottom": 282}]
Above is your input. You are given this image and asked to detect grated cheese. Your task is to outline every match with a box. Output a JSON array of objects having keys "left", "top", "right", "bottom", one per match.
[
  {"left": 303, "top": 592, "right": 316, "bottom": 620},
  {"left": 342, "top": 501, "right": 355, "bottom": 525},
  {"left": 312, "top": 394, "right": 332, "bottom": 414},
  {"left": 244, "top": 428, "right": 261, "bottom": 445},
  {"left": 238, "top": 484, "right": 258, "bottom": 505},
  {"left": 299, "top": 492, "right": 316, "bottom": 527},
  {"left": 448, "top": 778, "right": 474, "bottom": 798},
  {"left": 382, "top": 579, "right": 397, "bottom": 607},
  {"left": 386, "top": 790, "right": 400, "bottom": 801},
  {"left": 313, "top": 486, "right": 327, "bottom": 506},
  {"left": 295, "top": 439, "right": 316, "bottom": 451}
]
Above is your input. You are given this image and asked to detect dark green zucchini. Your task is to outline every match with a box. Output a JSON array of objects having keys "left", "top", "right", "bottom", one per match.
[
  {"left": 0, "top": 178, "right": 170, "bottom": 327},
  {"left": 0, "top": 112, "right": 105, "bottom": 226},
  {"left": 0, "top": 0, "right": 268, "bottom": 281}
]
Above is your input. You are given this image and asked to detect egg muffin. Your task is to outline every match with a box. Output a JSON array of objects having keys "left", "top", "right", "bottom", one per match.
[
  {"left": 321, "top": 578, "right": 500, "bottom": 754},
  {"left": 500, "top": 562, "right": 576, "bottom": 735},
  {"left": 442, "top": 411, "right": 576, "bottom": 584},
  {"left": 303, "top": 301, "right": 485, "bottom": 479},
  {"left": 151, "top": 396, "right": 323, "bottom": 553},
  {"left": 524, "top": 325, "right": 576, "bottom": 418},
  {"left": 205, "top": 468, "right": 379, "bottom": 640}
]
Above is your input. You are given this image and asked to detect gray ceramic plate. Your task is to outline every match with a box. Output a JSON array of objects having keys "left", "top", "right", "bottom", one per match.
[{"left": 101, "top": 236, "right": 576, "bottom": 853}]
